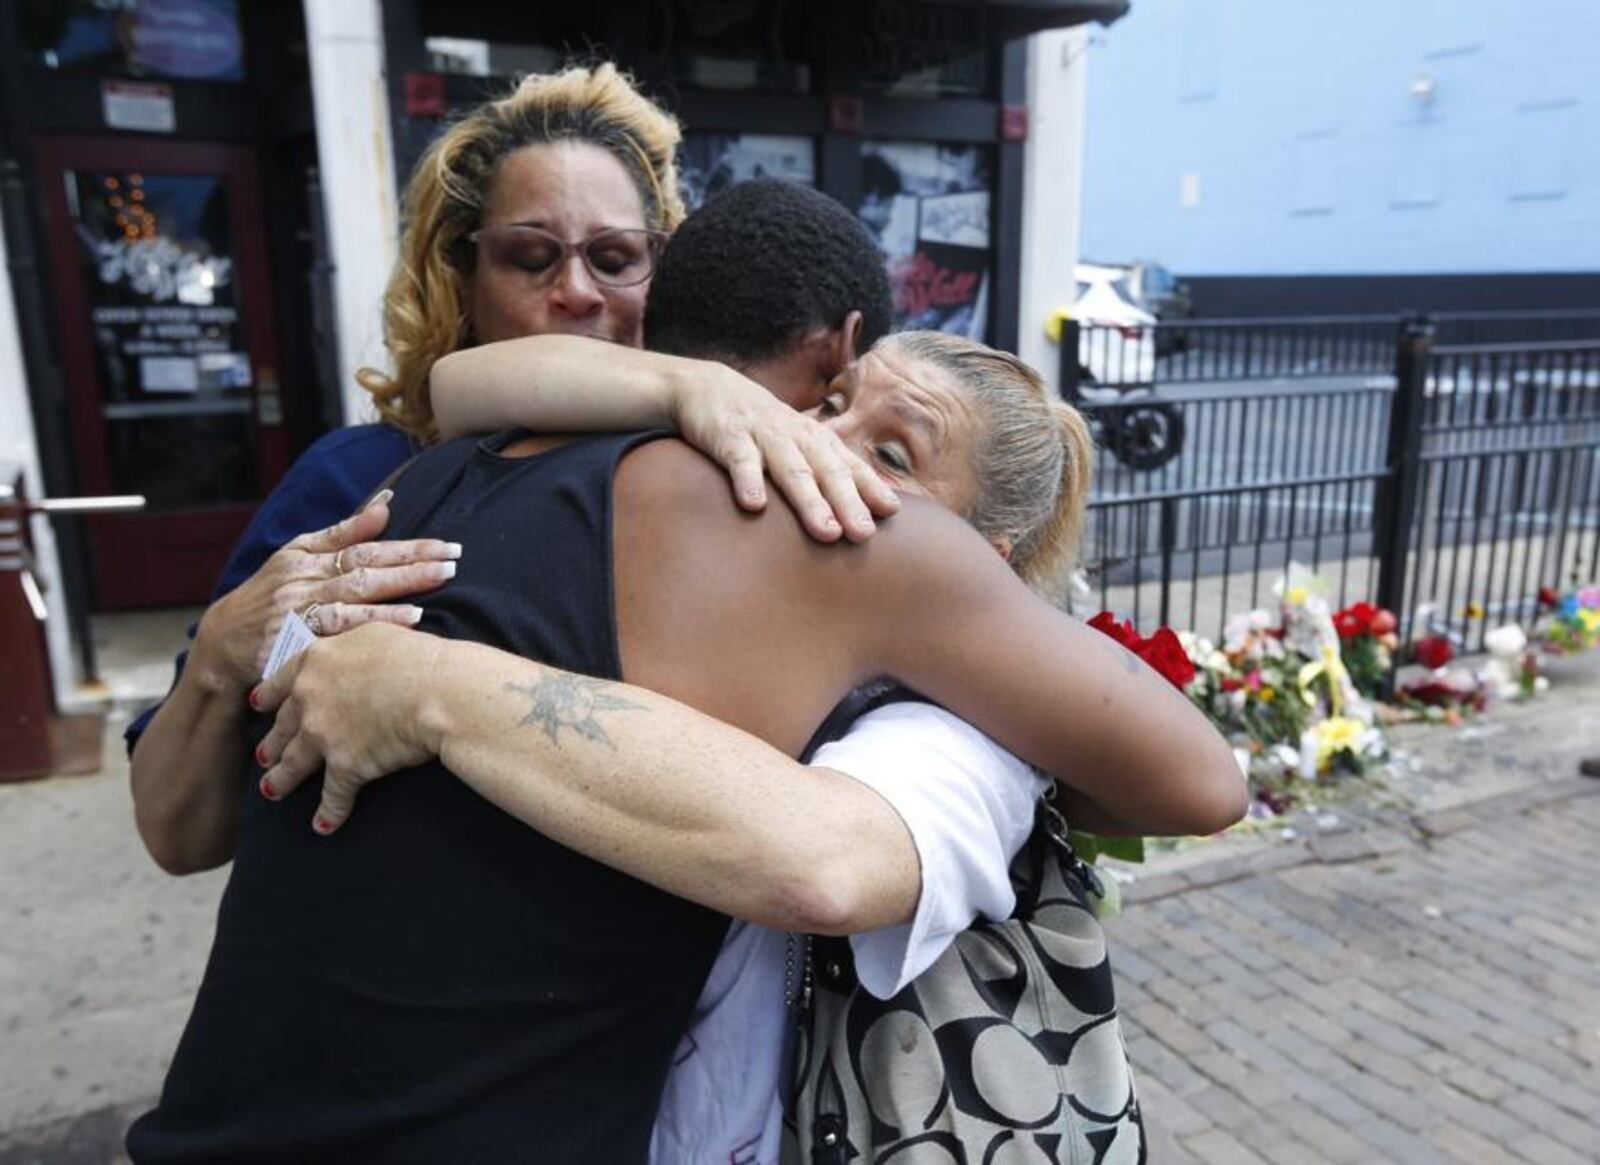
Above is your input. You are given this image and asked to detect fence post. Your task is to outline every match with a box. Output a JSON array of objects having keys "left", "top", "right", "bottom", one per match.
[
  {"left": 1058, "top": 318, "right": 1083, "bottom": 404},
  {"left": 1374, "top": 316, "right": 1434, "bottom": 631},
  {"left": 1157, "top": 496, "right": 1177, "bottom": 628}
]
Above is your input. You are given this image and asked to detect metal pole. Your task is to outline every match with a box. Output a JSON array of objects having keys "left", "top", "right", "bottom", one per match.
[
  {"left": 304, "top": 165, "right": 343, "bottom": 436},
  {"left": 1058, "top": 318, "right": 1083, "bottom": 404},
  {"left": 1374, "top": 316, "right": 1434, "bottom": 631},
  {"left": 1157, "top": 495, "right": 1177, "bottom": 628}
]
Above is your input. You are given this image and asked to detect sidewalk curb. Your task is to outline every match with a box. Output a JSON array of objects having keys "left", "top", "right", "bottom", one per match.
[{"left": 1121, "top": 775, "right": 1600, "bottom": 905}]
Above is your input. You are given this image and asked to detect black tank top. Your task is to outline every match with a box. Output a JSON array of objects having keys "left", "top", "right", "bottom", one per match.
[{"left": 128, "top": 431, "right": 730, "bottom": 1163}]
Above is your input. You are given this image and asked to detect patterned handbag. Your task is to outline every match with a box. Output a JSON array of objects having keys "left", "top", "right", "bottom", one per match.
[{"left": 783, "top": 794, "right": 1146, "bottom": 1165}]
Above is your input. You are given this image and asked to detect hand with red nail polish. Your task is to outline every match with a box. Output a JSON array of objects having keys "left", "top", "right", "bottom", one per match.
[
  {"left": 127, "top": 494, "right": 452, "bottom": 877},
  {"left": 250, "top": 622, "right": 447, "bottom": 839}
]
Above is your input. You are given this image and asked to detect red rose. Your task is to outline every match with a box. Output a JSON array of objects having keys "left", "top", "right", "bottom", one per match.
[
  {"left": 1334, "top": 602, "right": 1380, "bottom": 639},
  {"left": 1538, "top": 586, "right": 1561, "bottom": 609},
  {"left": 1413, "top": 634, "right": 1454, "bottom": 670},
  {"left": 1370, "top": 608, "right": 1398, "bottom": 636},
  {"left": 1136, "top": 627, "right": 1197, "bottom": 690},
  {"left": 1334, "top": 610, "right": 1365, "bottom": 640},
  {"left": 1088, "top": 611, "right": 1141, "bottom": 652}
]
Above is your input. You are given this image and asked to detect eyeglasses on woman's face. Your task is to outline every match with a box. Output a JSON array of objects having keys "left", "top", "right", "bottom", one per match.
[{"left": 468, "top": 225, "right": 667, "bottom": 289}]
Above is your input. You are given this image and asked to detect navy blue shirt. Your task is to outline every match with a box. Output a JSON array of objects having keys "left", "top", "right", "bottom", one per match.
[{"left": 124, "top": 423, "right": 417, "bottom": 752}]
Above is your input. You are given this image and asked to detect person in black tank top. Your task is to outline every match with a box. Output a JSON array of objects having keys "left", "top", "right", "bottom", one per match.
[{"left": 129, "top": 432, "right": 722, "bottom": 1163}]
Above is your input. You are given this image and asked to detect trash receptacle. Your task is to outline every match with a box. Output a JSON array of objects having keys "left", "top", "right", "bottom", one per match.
[
  {"left": 0, "top": 466, "right": 144, "bottom": 781},
  {"left": 0, "top": 467, "right": 52, "bottom": 780}
]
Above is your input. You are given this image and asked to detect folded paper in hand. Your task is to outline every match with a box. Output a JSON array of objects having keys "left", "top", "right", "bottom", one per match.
[{"left": 262, "top": 611, "right": 317, "bottom": 681}]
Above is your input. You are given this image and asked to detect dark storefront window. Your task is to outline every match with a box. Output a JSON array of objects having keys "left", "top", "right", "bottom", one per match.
[
  {"left": 68, "top": 169, "right": 258, "bottom": 505},
  {"left": 401, "top": 0, "right": 1014, "bottom": 346},
  {"left": 660, "top": 0, "right": 811, "bottom": 94},
  {"left": 679, "top": 132, "right": 815, "bottom": 211},
  {"left": 21, "top": 0, "right": 246, "bottom": 81},
  {"left": 424, "top": 36, "right": 561, "bottom": 77},
  {"left": 417, "top": 0, "right": 811, "bottom": 94},
  {"left": 859, "top": 0, "right": 989, "bottom": 98},
  {"left": 859, "top": 141, "right": 993, "bottom": 339}
]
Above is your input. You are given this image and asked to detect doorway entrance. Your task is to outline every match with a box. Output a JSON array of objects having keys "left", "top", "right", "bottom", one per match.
[{"left": 34, "top": 134, "right": 288, "bottom": 609}]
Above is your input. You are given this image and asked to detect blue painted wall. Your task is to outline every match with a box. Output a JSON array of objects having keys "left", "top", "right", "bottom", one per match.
[{"left": 1080, "top": 0, "right": 1600, "bottom": 277}]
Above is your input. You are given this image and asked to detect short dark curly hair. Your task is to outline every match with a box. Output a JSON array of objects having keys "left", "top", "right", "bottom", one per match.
[{"left": 643, "top": 179, "right": 893, "bottom": 364}]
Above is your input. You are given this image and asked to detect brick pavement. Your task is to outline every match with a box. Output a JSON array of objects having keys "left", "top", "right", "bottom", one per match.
[{"left": 1107, "top": 781, "right": 1600, "bottom": 1165}]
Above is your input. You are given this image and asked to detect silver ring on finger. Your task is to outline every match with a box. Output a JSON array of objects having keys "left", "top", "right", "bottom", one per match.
[{"left": 302, "top": 602, "right": 326, "bottom": 636}]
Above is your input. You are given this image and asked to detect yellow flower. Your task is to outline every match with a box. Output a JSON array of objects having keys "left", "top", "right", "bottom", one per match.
[
  {"left": 1578, "top": 608, "right": 1600, "bottom": 634},
  {"left": 1286, "top": 586, "right": 1308, "bottom": 605},
  {"left": 1462, "top": 602, "right": 1486, "bottom": 619},
  {"left": 1315, "top": 716, "right": 1366, "bottom": 772},
  {"left": 1259, "top": 686, "right": 1277, "bottom": 702}
]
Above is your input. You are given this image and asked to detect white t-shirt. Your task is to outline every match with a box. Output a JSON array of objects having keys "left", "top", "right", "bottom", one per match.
[{"left": 648, "top": 702, "right": 1047, "bottom": 1165}]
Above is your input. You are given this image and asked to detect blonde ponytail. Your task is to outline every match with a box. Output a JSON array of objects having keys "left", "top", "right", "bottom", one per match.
[{"left": 1020, "top": 399, "right": 1095, "bottom": 600}]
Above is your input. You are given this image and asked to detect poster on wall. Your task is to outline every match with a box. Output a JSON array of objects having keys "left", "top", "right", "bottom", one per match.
[
  {"left": 857, "top": 141, "right": 992, "bottom": 340},
  {"left": 678, "top": 132, "right": 816, "bottom": 211},
  {"left": 29, "top": 0, "right": 245, "bottom": 82}
]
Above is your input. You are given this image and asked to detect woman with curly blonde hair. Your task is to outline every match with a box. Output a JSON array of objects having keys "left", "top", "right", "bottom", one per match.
[
  {"left": 128, "top": 62, "right": 701, "bottom": 871},
  {"left": 360, "top": 61, "right": 687, "bottom": 443}
]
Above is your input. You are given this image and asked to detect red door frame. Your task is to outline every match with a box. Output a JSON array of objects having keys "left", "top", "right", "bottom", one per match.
[{"left": 34, "top": 134, "right": 289, "bottom": 609}]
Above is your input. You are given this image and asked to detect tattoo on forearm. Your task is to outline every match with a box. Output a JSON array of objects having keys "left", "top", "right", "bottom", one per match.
[
  {"left": 504, "top": 674, "right": 644, "bottom": 749},
  {"left": 1094, "top": 634, "right": 1143, "bottom": 676},
  {"left": 1120, "top": 644, "right": 1143, "bottom": 676}
]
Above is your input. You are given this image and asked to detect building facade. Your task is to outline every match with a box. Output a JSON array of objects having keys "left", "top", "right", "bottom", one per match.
[
  {"left": 0, "top": 0, "right": 1120, "bottom": 704},
  {"left": 1080, "top": 0, "right": 1600, "bottom": 315}
]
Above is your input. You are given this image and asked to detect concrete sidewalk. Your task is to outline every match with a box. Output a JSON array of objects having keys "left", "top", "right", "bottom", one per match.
[
  {"left": 0, "top": 708, "right": 226, "bottom": 1164},
  {"left": 1, "top": 643, "right": 1596, "bottom": 1162}
]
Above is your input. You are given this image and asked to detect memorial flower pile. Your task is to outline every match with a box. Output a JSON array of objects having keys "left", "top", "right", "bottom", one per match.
[
  {"left": 1331, "top": 601, "right": 1399, "bottom": 699},
  {"left": 1088, "top": 568, "right": 1591, "bottom": 835},
  {"left": 1393, "top": 601, "right": 1548, "bottom": 719},
  {"left": 1102, "top": 568, "right": 1388, "bottom": 819},
  {"left": 1393, "top": 668, "right": 1489, "bottom": 722},
  {"left": 1537, "top": 582, "right": 1600, "bottom": 655},
  {"left": 1392, "top": 613, "right": 1489, "bottom": 720}
]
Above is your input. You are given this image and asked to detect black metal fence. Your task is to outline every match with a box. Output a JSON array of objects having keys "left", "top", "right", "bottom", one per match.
[
  {"left": 1063, "top": 309, "right": 1600, "bottom": 392},
  {"left": 1073, "top": 325, "right": 1600, "bottom": 655},
  {"left": 1431, "top": 309, "right": 1600, "bottom": 347},
  {"left": 1402, "top": 339, "right": 1600, "bottom": 651}
]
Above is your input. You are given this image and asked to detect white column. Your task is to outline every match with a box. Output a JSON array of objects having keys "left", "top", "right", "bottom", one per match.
[
  {"left": 0, "top": 228, "right": 77, "bottom": 706},
  {"left": 302, "top": 0, "right": 400, "bottom": 425},
  {"left": 1017, "top": 26, "right": 1090, "bottom": 393}
]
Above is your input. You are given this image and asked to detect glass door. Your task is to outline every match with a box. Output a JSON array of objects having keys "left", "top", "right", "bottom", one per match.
[{"left": 35, "top": 135, "right": 288, "bottom": 609}]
